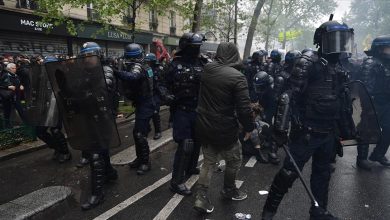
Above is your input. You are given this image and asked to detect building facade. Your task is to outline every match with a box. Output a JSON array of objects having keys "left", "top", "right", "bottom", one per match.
[{"left": 0, "top": 0, "right": 186, "bottom": 58}]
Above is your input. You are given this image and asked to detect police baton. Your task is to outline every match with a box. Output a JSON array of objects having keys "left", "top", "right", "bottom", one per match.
[{"left": 281, "top": 144, "right": 319, "bottom": 207}]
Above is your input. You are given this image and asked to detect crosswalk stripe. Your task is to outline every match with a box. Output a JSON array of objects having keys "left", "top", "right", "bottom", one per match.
[
  {"left": 94, "top": 155, "right": 204, "bottom": 220},
  {"left": 153, "top": 175, "right": 199, "bottom": 220},
  {"left": 244, "top": 156, "right": 257, "bottom": 167}
]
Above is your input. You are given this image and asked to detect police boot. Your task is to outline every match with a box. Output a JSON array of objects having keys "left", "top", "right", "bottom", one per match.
[
  {"left": 268, "top": 144, "right": 280, "bottom": 165},
  {"left": 153, "top": 113, "right": 162, "bottom": 140},
  {"left": 309, "top": 206, "right": 340, "bottom": 220},
  {"left": 170, "top": 140, "right": 193, "bottom": 196},
  {"left": 77, "top": 151, "right": 90, "bottom": 168},
  {"left": 81, "top": 153, "right": 105, "bottom": 211},
  {"left": 369, "top": 154, "right": 390, "bottom": 167},
  {"left": 102, "top": 149, "right": 118, "bottom": 182},
  {"left": 356, "top": 145, "right": 372, "bottom": 171},
  {"left": 186, "top": 141, "right": 201, "bottom": 177},
  {"left": 262, "top": 169, "right": 298, "bottom": 219},
  {"left": 134, "top": 132, "right": 151, "bottom": 175},
  {"left": 52, "top": 129, "right": 72, "bottom": 163},
  {"left": 256, "top": 148, "right": 269, "bottom": 164},
  {"left": 36, "top": 126, "right": 58, "bottom": 161}
]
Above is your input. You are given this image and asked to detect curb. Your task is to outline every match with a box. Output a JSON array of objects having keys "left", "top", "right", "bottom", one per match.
[
  {"left": 0, "top": 186, "right": 72, "bottom": 220},
  {"left": 0, "top": 107, "right": 170, "bottom": 162}
]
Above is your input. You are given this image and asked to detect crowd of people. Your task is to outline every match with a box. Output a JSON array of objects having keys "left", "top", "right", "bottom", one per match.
[{"left": 1, "top": 16, "right": 390, "bottom": 220}]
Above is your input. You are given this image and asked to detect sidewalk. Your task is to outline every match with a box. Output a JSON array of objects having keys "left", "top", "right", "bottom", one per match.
[
  {"left": 0, "top": 115, "right": 134, "bottom": 162},
  {"left": 0, "top": 106, "right": 170, "bottom": 162}
]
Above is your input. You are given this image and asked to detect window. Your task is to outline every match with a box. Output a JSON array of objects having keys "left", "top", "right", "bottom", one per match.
[
  {"left": 16, "top": 0, "right": 38, "bottom": 10},
  {"left": 149, "top": 10, "right": 158, "bottom": 31},
  {"left": 169, "top": 11, "right": 176, "bottom": 27},
  {"left": 87, "top": 3, "right": 100, "bottom": 21}
]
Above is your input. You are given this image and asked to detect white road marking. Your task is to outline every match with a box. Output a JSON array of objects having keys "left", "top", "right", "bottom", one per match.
[
  {"left": 111, "top": 129, "right": 173, "bottom": 165},
  {"left": 93, "top": 174, "right": 172, "bottom": 220},
  {"left": 235, "top": 180, "right": 244, "bottom": 189},
  {"left": 153, "top": 175, "right": 199, "bottom": 220},
  {"left": 95, "top": 155, "right": 204, "bottom": 220},
  {"left": 245, "top": 156, "right": 257, "bottom": 167}
]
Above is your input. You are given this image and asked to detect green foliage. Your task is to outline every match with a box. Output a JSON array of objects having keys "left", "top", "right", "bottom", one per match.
[
  {"left": 33, "top": 0, "right": 176, "bottom": 35},
  {"left": 255, "top": 0, "right": 337, "bottom": 50},
  {"left": 344, "top": 0, "right": 390, "bottom": 51}
]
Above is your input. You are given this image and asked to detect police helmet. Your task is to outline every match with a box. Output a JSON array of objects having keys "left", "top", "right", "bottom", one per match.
[
  {"left": 258, "top": 49, "right": 268, "bottom": 57},
  {"left": 178, "top": 33, "right": 204, "bottom": 50},
  {"left": 270, "top": 49, "right": 282, "bottom": 62},
  {"left": 80, "top": 42, "right": 104, "bottom": 58},
  {"left": 253, "top": 71, "right": 274, "bottom": 94},
  {"left": 124, "top": 43, "right": 144, "bottom": 62},
  {"left": 365, "top": 35, "right": 390, "bottom": 59},
  {"left": 301, "top": 48, "right": 313, "bottom": 54},
  {"left": 313, "top": 16, "right": 354, "bottom": 55},
  {"left": 144, "top": 53, "right": 158, "bottom": 63},
  {"left": 285, "top": 50, "right": 301, "bottom": 66},
  {"left": 44, "top": 56, "right": 58, "bottom": 63}
]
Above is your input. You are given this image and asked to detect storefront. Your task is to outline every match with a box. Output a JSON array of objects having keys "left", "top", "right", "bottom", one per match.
[
  {"left": 0, "top": 9, "right": 70, "bottom": 56},
  {"left": 0, "top": 9, "right": 155, "bottom": 58},
  {"left": 163, "top": 36, "right": 180, "bottom": 54}
]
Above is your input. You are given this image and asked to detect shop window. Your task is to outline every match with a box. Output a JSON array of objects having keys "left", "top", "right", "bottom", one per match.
[
  {"left": 149, "top": 10, "right": 158, "bottom": 32},
  {"left": 15, "top": 0, "right": 38, "bottom": 10},
  {"left": 87, "top": 3, "right": 100, "bottom": 21},
  {"left": 169, "top": 11, "right": 176, "bottom": 35}
]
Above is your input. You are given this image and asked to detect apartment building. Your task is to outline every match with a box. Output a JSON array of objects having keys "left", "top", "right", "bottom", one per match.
[{"left": 0, "top": 0, "right": 187, "bottom": 57}]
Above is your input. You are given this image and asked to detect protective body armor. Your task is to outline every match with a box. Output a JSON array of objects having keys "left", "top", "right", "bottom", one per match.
[
  {"left": 275, "top": 51, "right": 351, "bottom": 133},
  {"left": 120, "top": 62, "right": 154, "bottom": 103},
  {"left": 166, "top": 57, "right": 204, "bottom": 109},
  {"left": 360, "top": 57, "right": 390, "bottom": 104}
]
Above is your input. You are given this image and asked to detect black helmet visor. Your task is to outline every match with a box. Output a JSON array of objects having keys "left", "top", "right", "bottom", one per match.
[{"left": 322, "top": 30, "right": 354, "bottom": 54}]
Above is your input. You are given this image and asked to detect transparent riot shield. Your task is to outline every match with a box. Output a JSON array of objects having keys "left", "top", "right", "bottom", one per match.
[
  {"left": 24, "top": 64, "right": 59, "bottom": 127},
  {"left": 45, "top": 56, "right": 121, "bottom": 150},
  {"left": 341, "top": 80, "right": 381, "bottom": 146}
]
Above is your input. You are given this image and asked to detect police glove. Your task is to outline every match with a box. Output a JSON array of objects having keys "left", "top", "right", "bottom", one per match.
[{"left": 272, "top": 129, "right": 288, "bottom": 147}]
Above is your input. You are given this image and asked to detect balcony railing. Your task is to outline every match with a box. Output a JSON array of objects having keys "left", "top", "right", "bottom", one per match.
[
  {"left": 149, "top": 21, "right": 158, "bottom": 32},
  {"left": 170, "top": 26, "right": 176, "bottom": 35}
]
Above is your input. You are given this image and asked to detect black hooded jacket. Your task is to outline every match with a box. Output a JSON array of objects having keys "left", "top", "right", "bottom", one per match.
[{"left": 195, "top": 42, "right": 254, "bottom": 149}]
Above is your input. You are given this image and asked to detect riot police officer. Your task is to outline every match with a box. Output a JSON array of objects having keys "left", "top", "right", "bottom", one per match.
[
  {"left": 261, "top": 19, "right": 356, "bottom": 220},
  {"left": 283, "top": 50, "right": 301, "bottom": 75},
  {"left": 245, "top": 50, "right": 268, "bottom": 102},
  {"left": 357, "top": 35, "right": 390, "bottom": 169},
  {"left": 77, "top": 42, "right": 119, "bottom": 210},
  {"left": 144, "top": 53, "right": 163, "bottom": 140},
  {"left": 34, "top": 56, "right": 71, "bottom": 163},
  {"left": 115, "top": 43, "right": 158, "bottom": 175},
  {"left": 161, "top": 33, "right": 208, "bottom": 195}
]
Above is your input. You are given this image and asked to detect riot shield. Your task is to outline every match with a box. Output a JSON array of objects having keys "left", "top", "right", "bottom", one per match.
[
  {"left": 45, "top": 56, "right": 121, "bottom": 150},
  {"left": 341, "top": 80, "right": 381, "bottom": 146},
  {"left": 24, "top": 64, "right": 59, "bottom": 127}
]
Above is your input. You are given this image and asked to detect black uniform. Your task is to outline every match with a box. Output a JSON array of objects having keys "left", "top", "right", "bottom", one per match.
[{"left": 262, "top": 20, "right": 356, "bottom": 220}]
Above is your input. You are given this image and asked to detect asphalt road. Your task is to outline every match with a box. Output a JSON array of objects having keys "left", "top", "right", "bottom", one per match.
[{"left": 1, "top": 109, "right": 390, "bottom": 220}]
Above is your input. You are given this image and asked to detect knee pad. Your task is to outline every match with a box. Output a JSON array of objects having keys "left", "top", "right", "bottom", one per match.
[
  {"left": 182, "top": 139, "right": 194, "bottom": 155},
  {"left": 274, "top": 168, "right": 298, "bottom": 190},
  {"left": 133, "top": 131, "right": 147, "bottom": 145}
]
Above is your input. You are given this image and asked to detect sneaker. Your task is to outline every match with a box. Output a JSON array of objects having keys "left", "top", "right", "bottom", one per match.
[
  {"left": 57, "top": 152, "right": 72, "bottom": 163},
  {"left": 221, "top": 188, "right": 247, "bottom": 201},
  {"left": 153, "top": 132, "right": 162, "bottom": 140},
  {"left": 76, "top": 157, "right": 89, "bottom": 168},
  {"left": 310, "top": 206, "right": 340, "bottom": 220},
  {"left": 194, "top": 194, "right": 214, "bottom": 213},
  {"left": 369, "top": 155, "right": 390, "bottom": 166}
]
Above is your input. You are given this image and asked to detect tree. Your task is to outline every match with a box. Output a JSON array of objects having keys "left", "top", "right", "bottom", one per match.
[
  {"left": 243, "top": 0, "right": 266, "bottom": 59},
  {"left": 34, "top": 0, "right": 175, "bottom": 35},
  {"left": 253, "top": 0, "right": 336, "bottom": 51},
  {"left": 344, "top": 0, "right": 390, "bottom": 51}
]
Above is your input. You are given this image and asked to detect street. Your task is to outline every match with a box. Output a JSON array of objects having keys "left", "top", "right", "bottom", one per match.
[{"left": 1, "top": 109, "right": 390, "bottom": 220}]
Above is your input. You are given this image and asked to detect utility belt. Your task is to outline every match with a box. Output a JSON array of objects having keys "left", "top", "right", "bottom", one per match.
[
  {"left": 175, "top": 104, "right": 197, "bottom": 112},
  {"left": 290, "top": 125, "right": 333, "bottom": 140}
]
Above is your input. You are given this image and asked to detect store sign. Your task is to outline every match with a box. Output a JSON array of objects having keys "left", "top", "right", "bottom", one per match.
[
  {"left": 0, "top": 10, "right": 70, "bottom": 36},
  {"left": 107, "top": 31, "right": 133, "bottom": 41},
  {"left": 20, "top": 19, "right": 54, "bottom": 32}
]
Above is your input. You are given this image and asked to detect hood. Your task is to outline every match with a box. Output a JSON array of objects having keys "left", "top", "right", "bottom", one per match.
[{"left": 215, "top": 42, "right": 242, "bottom": 69}]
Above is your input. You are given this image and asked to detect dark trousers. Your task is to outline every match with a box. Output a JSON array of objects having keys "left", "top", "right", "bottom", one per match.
[
  {"left": 2, "top": 97, "right": 27, "bottom": 128},
  {"left": 371, "top": 104, "right": 390, "bottom": 158}
]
